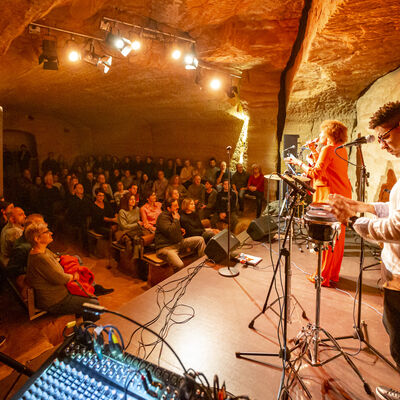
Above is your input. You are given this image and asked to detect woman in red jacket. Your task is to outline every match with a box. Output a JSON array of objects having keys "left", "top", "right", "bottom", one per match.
[
  {"left": 246, "top": 164, "right": 265, "bottom": 217},
  {"left": 287, "top": 120, "right": 352, "bottom": 286}
]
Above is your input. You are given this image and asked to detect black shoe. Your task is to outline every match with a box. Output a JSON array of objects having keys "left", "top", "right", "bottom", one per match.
[{"left": 94, "top": 284, "right": 114, "bottom": 296}]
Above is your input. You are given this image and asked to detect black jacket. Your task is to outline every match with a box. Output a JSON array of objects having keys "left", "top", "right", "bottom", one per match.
[
  {"left": 215, "top": 189, "right": 237, "bottom": 213},
  {"left": 155, "top": 211, "right": 183, "bottom": 249},
  {"left": 180, "top": 212, "right": 204, "bottom": 237}
]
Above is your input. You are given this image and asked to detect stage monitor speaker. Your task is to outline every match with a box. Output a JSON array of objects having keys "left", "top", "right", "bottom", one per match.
[
  {"left": 205, "top": 229, "right": 240, "bottom": 263},
  {"left": 247, "top": 215, "right": 278, "bottom": 241}
]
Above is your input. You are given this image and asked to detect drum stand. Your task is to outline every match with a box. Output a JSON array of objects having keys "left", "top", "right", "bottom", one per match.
[
  {"left": 236, "top": 188, "right": 311, "bottom": 399},
  {"left": 291, "top": 239, "right": 372, "bottom": 396}
]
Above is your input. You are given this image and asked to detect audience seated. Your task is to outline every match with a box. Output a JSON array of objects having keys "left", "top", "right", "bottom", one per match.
[
  {"left": 187, "top": 175, "right": 205, "bottom": 206},
  {"left": 121, "top": 169, "right": 134, "bottom": 190},
  {"left": 92, "top": 173, "right": 113, "bottom": 199},
  {"left": 155, "top": 198, "right": 205, "bottom": 271},
  {"left": 90, "top": 189, "right": 117, "bottom": 237},
  {"left": 127, "top": 183, "right": 140, "bottom": 206},
  {"left": 232, "top": 163, "right": 250, "bottom": 212},
  {"left": 180, "top": 198, "right": 217, "bottom": 243},
  {"left": 114, "top": 181, "right": 129, "bottom": 207},
  {"left": 41, "top": 152, "right": 60, "bottom": 175},
  {"left": 180, "top": 159, "right": 194, "bottom": 189},
  {"left": 38, "top": 174, "right": 62, "bottom": 228},
  {"left": 175, "top": 158, "right": 183, "bottom": 176},
  {"left": 143, "top": 156, "right": 156, "bottom": 180},
  {"left": 166, "top": 175, "right": 187, "bottom": 200},
  {"left": 215, "top": 161, "right": 230, "bottom": 190},
  {"left": 153, "top": 170, "right": 169, "bottom": 202},
  {"left": 0, "top": 207, "right": 26, "bottom": 260},
  {"left": 246, "top": 163, "right": 265, "bottom": 218},
  {"left": 0, "top": 201, "right": 14, "bottom": 231},
  {"left": 193, "top": 160, "right": 206, "bottom": 182},
  {"left": 83, "top": 171, "right": 96, "bottom": 195},
  {"left": 25, "top": 222, "right": 99, "bottom": 320},
  {"left": 138, "top": 173, "right": 152, "bottom": 205},
  {"left": 17, "top": 169, "right": 34, "bottom": 213},
  {"left": 200, "top": 179, "right": 217, "bottom": 219},
  {"left": 211, "top": 180, "right": 238, "bottom": 230},
  {"left": 164, "top": 159, "right": 175, "bottom": 179},
  {"left": 140, "top": 191, "right": 162, "bottom": 234},
  {"left": 205, "top": 157, "right": 218, "bottom": 186},
  {"left": 110, "top": 169, "right": 122, "bottom": 191},
  {"left": 132, "top": 155, "right": 143, "bottom": 174}
]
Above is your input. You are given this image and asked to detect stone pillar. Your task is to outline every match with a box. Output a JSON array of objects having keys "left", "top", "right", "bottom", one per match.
[{"left": 0, "top": 107, "right": 3, "bottom": 197}]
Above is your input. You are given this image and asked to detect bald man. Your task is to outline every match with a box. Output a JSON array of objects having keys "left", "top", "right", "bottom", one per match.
[{"left": 0, "top": 207, "right": 26, "bottom": 259}]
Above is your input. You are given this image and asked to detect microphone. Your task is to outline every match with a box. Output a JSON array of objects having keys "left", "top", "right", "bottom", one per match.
[
  {"left": 284, "top": 172, "right": 315, "bottom": 194},
  {"left": 226, "top": 146, "right": 232, "bottom": 151},
  {"left": 336, "top": 135, "right": 375, "bottom": 148},
  {"left": 284, "top": 144, "right": 296, "bottom": 151}
]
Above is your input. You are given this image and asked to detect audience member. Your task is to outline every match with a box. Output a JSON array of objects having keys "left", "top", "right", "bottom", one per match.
[
  {"left": 180, "top": 198, "right": 217, "bottom": 243},
  {"left": 166, "top": 175, "right": 187, "bottom": 200},
  {"left": 83, "top": 171, "right": 96, "bottom": 195},
  {"left": 200, "top": 179, "right": 217, "bottom": 220},
  {"left": 128, "top": 183, "right": 140, "bottom": 205},
  {"left": 38, "top": 174, "right": 62, "bottom": 228},
  {"left": 180, "top": 159, "right": 194, "bottom": 188},
  {"left": 140, "top": 191, "right": 162, "bottom": 234},
  {"left": 187, "top": 175, "right": 205, "bottom": 206},
  {"left": 132, "top": 155, "right": 143, "bottom": 174},
  {"left": 114, "top": 181, "right": 128, "bottom": 207},
  {"left": 192, "top": 160, "right": 206, "bottom": 182},
  {"left": 212, "top": 180, "right": 238, "bottom": 230},
  {"left": 26, "top": 222, "right": 99, "bottom": 320},
  {"left": 110, "top": 168, "right": 122, "bottom": 191},
  {"left": 121, "top": 156, "right": 132, "bottom": 173},
  {"left": 139, "top": 174, "right": 152, "bottom": 205},
  {"left": 205, "top": 157, "right": 219, "bottom": 185},
  {"left": 215, "top": 161, "right": 230, "bottom": 189},
  {"left": 17, "top": 169, "right": 34, "bottom": 213},
  {"left": 175, "top": 158, "right": 183, "bottom": 175},
  {"left": 155, "top": 198, "right": 205, "bottom": 271},
  {"left": 156, "top": 157, "right": 166, "bottom": 174},
  {"left": 143, "top": 156, "right": 156, "bottom": 180},
  {"left": 246, "top": 164, "right": 265, "bottom": 217},
  {"left": 0, "top": 207, "right": 26, "bottom": 259},
  {"left": 0, "top": 201, "right": 14, "bottom": 231},
  {"left": 92, "top": 174, "right": 113, "bottom": 199},
  {"left": 90, "top": 189, "right": 116, "bottom": 237},
  {"left": 232, "top": 163, "right": 250, "bottom": 212},
  {"left": 121, "top": 169, "right": 134, "bottom": 189},
  {"left": 17, "top": 144, "right": 31, "bottom": 172},
  {"left": 41, "top": 152, "right": 60, "bottom": 175},
  {"left": 165, "top": 159, "right": 175, "bottom": 179},
  {"left": 153, "top": 170, "right": 169, "bottom": 202}
]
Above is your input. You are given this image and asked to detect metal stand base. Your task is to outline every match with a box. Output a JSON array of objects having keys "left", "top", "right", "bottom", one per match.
[{"left": 218, "top": 265, "right": 240, "bottom": 278}]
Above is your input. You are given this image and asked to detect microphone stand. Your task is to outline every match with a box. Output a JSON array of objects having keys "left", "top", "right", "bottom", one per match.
[{"left": 219, "top": 145, "right": 240, "bottom": 278}]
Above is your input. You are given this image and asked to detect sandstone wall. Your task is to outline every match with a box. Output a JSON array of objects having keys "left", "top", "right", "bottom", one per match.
[{"left": 356, "top": 67, "right": 400, "bottom": 203}]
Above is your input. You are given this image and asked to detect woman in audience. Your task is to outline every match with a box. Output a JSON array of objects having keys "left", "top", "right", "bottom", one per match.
[
  {"left": 180, "top": 198, "right": 217, "bottom": 243},
  {"left": 166, "top": 175, "right": 187, "bottom": 200},
  {"left": 114, "top": 181, "right": 128, "bottom": 207},
  {"left": 246, "top": 164, "right": 265, "bottom": 218},
  {"left": 101, "top": 182, "right": 114, "bottom": 204},
  {"left": 118, "top": 193, "right": 141, "bottom": 233},
  {"left": 138, "top": 173, "right": 153, "bottom": 205},
  {"left": 25, "top": 222, "right": 99, "bottom": 320},
  {"left": 140, "top": 191, "right": 162, "bottom": 234},
  {"left": 91, "top": 189, "right": 116, "bottom": 237}
]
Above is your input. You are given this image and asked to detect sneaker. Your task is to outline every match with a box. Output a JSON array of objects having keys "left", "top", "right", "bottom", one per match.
[{"left": 376, "top": 386, "right": 400, "bottom": 400}]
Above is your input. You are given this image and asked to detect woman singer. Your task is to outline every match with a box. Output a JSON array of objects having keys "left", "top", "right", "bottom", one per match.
[{"left": 286, "top": 120, "right": 352, "bottom": 287}]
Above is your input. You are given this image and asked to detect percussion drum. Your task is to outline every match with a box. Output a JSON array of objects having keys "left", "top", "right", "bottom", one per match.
[{"left": 303, "top": 203, "right": 341, "bottom": 242}]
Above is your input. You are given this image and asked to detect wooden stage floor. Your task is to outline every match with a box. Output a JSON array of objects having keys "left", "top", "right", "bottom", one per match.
[{"left": 101, "top": 236, "right": 399, "bottom": 399}]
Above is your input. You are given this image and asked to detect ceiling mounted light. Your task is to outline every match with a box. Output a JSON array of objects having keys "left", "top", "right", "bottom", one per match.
[
  {"left": 171, "top": 49, "right": 181, "bottom": 60},
  {"left": 38, "top": 38, "right": 59, "bottom": 70},
  {"left": 131, "top": 39, "right": 141, "bottom": 51},
  {"left": 184, "top": 44, "right": 198, "bottom": 70},
  {"left": 66, "top": 38, "right": 81, "bottom": 62},
  {"left": 210, "top": 78, "right": 222, "bottom": 90},
  {"left": 99, "top": 55, "right": 112, "bottom": 74}
]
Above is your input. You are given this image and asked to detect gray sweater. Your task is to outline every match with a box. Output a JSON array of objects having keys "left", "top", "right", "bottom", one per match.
[{"left": 118, "top": 207, "right": 140, "bottom": 231}]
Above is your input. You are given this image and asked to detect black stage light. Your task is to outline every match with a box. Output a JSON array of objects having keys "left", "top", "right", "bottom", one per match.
[{"left": 38, "top": 38, "right": 59, "bottom": 70}]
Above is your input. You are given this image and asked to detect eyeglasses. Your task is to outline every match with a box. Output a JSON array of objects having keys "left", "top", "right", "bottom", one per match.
[{"left": 378, "top": 124, "right": 398, "bottom": 144}]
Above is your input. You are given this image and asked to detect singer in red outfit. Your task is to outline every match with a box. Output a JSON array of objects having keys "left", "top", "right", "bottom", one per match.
[{"left": 286, "top": 120, "right": 352, "bottom": 286}]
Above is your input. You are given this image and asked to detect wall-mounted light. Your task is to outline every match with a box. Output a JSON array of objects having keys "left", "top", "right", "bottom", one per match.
[{"left": 38, "top": 37, "right": 59, "bottom": 70}]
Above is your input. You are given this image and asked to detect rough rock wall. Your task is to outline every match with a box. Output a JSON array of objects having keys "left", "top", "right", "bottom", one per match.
[{"left": 356, "top": 67, "right": 400, "bottom": 203}]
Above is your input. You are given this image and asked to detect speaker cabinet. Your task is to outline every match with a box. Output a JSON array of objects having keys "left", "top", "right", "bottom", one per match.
[
  {"left": 247, "top": 215, "right": 278, "bottom": 241},
  {"left": 205, "top": 229, "right": 240, "bottom": 262}
]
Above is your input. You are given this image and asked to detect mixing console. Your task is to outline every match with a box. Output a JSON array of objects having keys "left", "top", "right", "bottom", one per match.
[{"left": 11, "top": 336, "right": 199, "bottom": 400}]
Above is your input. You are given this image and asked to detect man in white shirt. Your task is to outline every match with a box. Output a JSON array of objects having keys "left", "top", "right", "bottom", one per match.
[{"left": 330, "top": 101, "right": 400, "bottom": 400}]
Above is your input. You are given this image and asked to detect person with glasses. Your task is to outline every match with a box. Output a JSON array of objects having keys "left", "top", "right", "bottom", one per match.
[
  {"left": 329, "top": 101, "right": 400, "bottom": 400},
  {"left": 286, "top": 120, "right": 352, "bottom": 287}
]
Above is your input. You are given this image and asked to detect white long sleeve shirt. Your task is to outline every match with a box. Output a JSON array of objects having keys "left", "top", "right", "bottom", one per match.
[{"left": 353, "top": 179, "right": 400, "bottom": 290}]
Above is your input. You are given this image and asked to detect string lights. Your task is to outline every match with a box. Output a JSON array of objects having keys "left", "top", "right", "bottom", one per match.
[{"left": 29, "top": 16, "right": 241, "bottom": 94}]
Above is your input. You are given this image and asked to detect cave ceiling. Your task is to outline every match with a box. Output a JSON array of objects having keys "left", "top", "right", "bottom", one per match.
[{"left": 1, "top": 0, "right": 400, "bottom": 133}]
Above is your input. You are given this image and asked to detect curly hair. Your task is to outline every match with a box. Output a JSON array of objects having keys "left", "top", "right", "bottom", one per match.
[
  {"left": 320, "top": 120, "right": 347, "bottom": 144},
  {"left": 369, "top": 101, "right": 400, "bottom": 129}
]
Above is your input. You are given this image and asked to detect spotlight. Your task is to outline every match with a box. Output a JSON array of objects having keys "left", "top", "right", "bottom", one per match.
[
  {"left": 131, "top": 39, "right": 141, "bottom": 51},
  {"left": 38, "top": 38, "right": 59, "bottom": 70},
  {"left": 106, "top": 32, "right": 127, "bottom": 51},
  {"left": 66, "top": 38, "right": 81, "bottom": 62},
  {"left": 184, "top": 54, "right": 198, "bottom": 70},
  {"left": 210, "top": 78, "right": 222, "bottom": 90},
  {"left": 99, "top": 56, "right": 112, "bottom": 74},
  {"left": 171, "top": 49, "right": 181, "bottom": 60}
]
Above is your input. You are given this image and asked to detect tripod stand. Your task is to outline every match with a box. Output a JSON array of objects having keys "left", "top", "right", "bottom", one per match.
[{"left": 236, "top": 186, "right": 312, "bottom": 399}]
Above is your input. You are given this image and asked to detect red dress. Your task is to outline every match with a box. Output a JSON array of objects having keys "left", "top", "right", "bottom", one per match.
[{"left": 306, "top": 145, "right": 352, "bottom": 285}]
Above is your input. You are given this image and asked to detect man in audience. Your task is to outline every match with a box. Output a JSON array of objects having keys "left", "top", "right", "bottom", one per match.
[
  {"left": 17, "top": 169, "right": 34, "bottom": 213},
  {"left": 164, "top": 159, "right": 175, "bottom": 179},
  {"left": 92, "top": 173, "right": 113, "bottom": 198},
  {"left": 83, "top": 171, "right": 96, "bottom": 195},
  {"left": 0, "top": 207, "right": 26, "bottom": 259},
  {"left": 232, "top": 163, "right": 250, "bottom": 213},
  {"left": 128, "top": 183, "right": 140, "bottom": 204},
  {"left": 205, "top": 157, "right": 219, "bottom": 185},
  {"left": 188, "top": 175, "right": 205, "bottom": 206},
  {"left": 155, "top": 198, "right": 205, "bottom": 271},
  {"left": 143, "top": 156, "right": 156, "bottom": 180},
  {"left": 200, "top": 179, "right": 217, "bottom": 220},
  {"left": 17, "top": 144, "right": 31, "bottom": 173},
  {"left": 153, "top": 170, "right": 169, "bottom": 202},
  {"left": 180, "top": 159, "right": 194, "bottom": 188},
  {"left": 121, "top": 169, "right": 134, "bottom": 190},
  {"left": 41, "top": 152, "right": 59, "bottom": 175},
  {"left": 132, "top": 155, "right": 143, "bottom": 174},
  {"left": 215, "top": 161, "right": 230, "bottom": 190},
  {"left": 211, "top": 179, "right": 238, "bottom": 230},
  {"left": 38, "top": 174, "right": 62, "bottom": 229}
]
